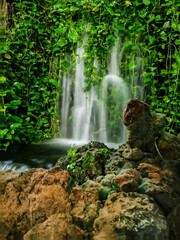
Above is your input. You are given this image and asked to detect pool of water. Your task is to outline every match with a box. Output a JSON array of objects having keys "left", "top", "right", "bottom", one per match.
[
  {"left": 0, "top": 138, "right": 120, "bottom": 172},
  {"left": 0, "top": 138, "right": 80, "bottom": 171}
]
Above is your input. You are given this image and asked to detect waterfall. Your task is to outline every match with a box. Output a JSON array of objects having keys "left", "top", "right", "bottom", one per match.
[
  {"left": 60, "top": 38, "right": 144, "bottom": 147},
  {"left": 100, "top": 39, "right": 130, "bottom": 144}
]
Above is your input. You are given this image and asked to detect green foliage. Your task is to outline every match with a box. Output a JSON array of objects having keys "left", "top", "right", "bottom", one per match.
[
  {"left": 98, "top": 188, "right": 110, "bottom": 201},
  {"left": 82, "top": 153, "right": 93, "bottom": 168},
  {"left": 100, "top": 148, "right": 108, "bottom": 154},
  {"left": 1, "top": 0, "right": 179, "bottom": 150},
  {"left": 138, "top": 178, "right": 149, "bottom": 193},
  {"left": 67, "top": 147, "right": 77, "bottom": 157}
]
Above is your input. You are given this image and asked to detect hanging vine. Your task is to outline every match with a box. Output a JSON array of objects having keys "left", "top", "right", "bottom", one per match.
[{"left": 0, "top": 0, "right": 179, "bottom": 150}]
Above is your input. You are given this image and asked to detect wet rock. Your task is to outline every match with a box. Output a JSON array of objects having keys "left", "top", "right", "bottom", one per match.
[
  {"left": 105, "top": 155, "right": 125, "bottom": 174},
  {"left": 123, "top": 99, "right": 155, "bottom": 151},
  {"left": 138, "top": 162, "right": 174, "bottom": 184},
  {"left": 93, "top": 192, "right": 168, "bottom": 240},
  {"left": 167, "top": 202, "right": 180, "bottom": 240},
  {"left": 100, "top": 174, "right": 115, "bottom": 188},
  {"left": 114, "top": 168, "right": 142, "bottom": 192},
  {"left": 0, "top": 128, "right": 180, "bottom": 240},
  {"left": 138, "top": 177, "right": 180, "bottom": 215},
  {"left": 122, "top": 147, "right": 143, "bottom": 160},
  {"left": 56, "top": 141, "right": 113, "bottom": 186}
]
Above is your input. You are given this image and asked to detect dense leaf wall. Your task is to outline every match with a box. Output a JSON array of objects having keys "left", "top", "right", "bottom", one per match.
[{"left": 0, "top": 0, "right": 179, "bottom": 150}]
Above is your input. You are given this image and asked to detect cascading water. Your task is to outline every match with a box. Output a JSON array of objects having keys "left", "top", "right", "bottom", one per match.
[
  {"left": 60, "top": 45, "right": 101, "bottom": 143},
  {"left": 100, "top": 39, "right": 130, "bottom": 144},
  {"left": 60, "top": 38, "right": 144, "bottom": 147}
]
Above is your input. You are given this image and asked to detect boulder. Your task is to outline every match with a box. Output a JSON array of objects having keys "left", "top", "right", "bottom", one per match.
[
  {"left": 93, "top": 192, "right": 168, "bottom": 240},
  {"left": 70, "top": 184, "right": 101, "bottom": 232},
  {"left": 123, "top": 98, "right": 180, "bottom": 159},
  {"left": 24, "top": 213, "right": 86, "bottom": 240},
  {"left": 114, "top": 168, "right": 142, "bottom": 192},
  {"left": 0, "top": 167, "right": 71, "bottom": 239}
]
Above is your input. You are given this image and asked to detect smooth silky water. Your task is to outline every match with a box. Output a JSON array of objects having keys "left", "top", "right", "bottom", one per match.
[{"left": 0, "top": 38, "right": 144, "bottom": 171}]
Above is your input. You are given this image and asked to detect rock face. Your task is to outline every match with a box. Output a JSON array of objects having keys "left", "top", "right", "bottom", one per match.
[
  {"left": 123, "top": 98, "right": 180, "bottom": 159},
  {"left": 0, "top": 159, "right": 179, "bottom": 239},
  {"left": 0, "top": 168, "right": 73, "bottom": 240},
  {"left": 93, "top": 192, "right": 168, "bottom": 240},
  {"left": 0, "top": 99, "right": 180, "bottom": 239}
]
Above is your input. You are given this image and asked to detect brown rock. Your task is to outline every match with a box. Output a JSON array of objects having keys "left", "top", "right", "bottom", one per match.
[
  {"left": 114, "top": 169, "right": 142, "bottom": 192},
  {"left": 70, "top": 182, "right": 102, "bottom": 231},
  {"left": 93, "top": 192, "right": 168, "bottom": 240},
  {"left": 123, "top": 99, "right": 154, "bottom": 151},
  {"left": 138, "top": 162, "right": 160, "bottom": 173},
  {"left": 24, "top": 213, "right": 87, "bottom": 240},
  {"left": 138, "top": 163, "right": 173, "bottom": 184},
  {"left": 138, "top": 177, "right": 180, "bottom": 215},
  {"left": 0, "top": 170, "right": 20, "bottom": 194},
  {"left": 0, "top": 167, "right": 71, "bottom": 239},
  {"left": 123, "top": 98, "right": 151, "bottom": 126}
]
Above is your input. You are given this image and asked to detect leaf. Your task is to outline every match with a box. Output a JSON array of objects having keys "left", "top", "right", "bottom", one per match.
[
  {"left": 147, "top": 14, "right": 155, "bottom": 23},
  {"left": 49, "top": 79, "right": 58, "bottom": 87},
  {"left": 70, "top": 6, "right": 79, "bottom": 11},
  {"left": 92, "top": 7, "right": 99, "bottom": 12},
  {"left": 4, "top": 53, "right": 11, "bottom": 59},
  {"left": 14, "top": 82, "right": 25, "bottom": 89},
  {"left": 163, "top": 21, "right": 170, "bottom": 28},
  {"left": 0, "top": 129, "right": 8, "bottom": 138},
  {"left": 56, "top": 38, "right": 68, "bottom": 47},
  {"left": 125, "top": 1, "right": 132, "bottom": 6},
  {"left": 10, "top": 123, "right": 22, "bottom": 129},
  {"left": 9, "top": 115, "right": 23, "bottom": 123},
  {"left": 0, "top": 76, "right": 6, "bottom": 83},
  {"left": 175, "top": 39, "right": 180, "bottom": 45},
  {"left": 0, "top": 92, "right": 7, "bottom": 97},
  {"left": 68, "top": 28, "right": 79, "bottom": 43},
  {"left": 10, "top": 100, "right": 22, "bottom": 105},
  {"left": 139, "top": 9, "right": 147, "bottom": 18},
  {"left": 107, "top": 7, "right": 115, "bottom": 15},
  {"left": 3, "top": 141, "right": 10, "bottom": 148},
  {"left": 155, "top": 15, "right": 161, "bottom": 21},
  {"left": 143, "top": 0, "right": 150, "bottom": 5},
  {"left": 5, "top": 104, "right": 18, "bottom": 109},
  {"left": 6, "top": 134, "right": 12, "bottom": 140}
]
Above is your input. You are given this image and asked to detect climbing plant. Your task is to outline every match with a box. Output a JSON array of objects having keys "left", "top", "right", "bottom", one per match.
[{"left": 0, "top": 0, "right": 179, "bottom": 150}]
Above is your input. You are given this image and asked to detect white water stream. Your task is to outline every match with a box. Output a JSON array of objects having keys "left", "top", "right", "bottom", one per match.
[{"left": 60, "top": 38, "right": 144, "bottom": 148}]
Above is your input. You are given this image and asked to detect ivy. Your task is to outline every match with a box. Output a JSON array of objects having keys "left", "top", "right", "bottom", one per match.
[{"left": 1, "top": 0, "right": 179, "bottom": 150}]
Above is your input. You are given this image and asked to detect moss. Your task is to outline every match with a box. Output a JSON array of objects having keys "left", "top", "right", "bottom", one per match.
[
  {"left": 138, "top": 178, "right": 149, "bottom": 193},
  {"left": 98, "top": 188, "right": 110, "bottom": 201}
]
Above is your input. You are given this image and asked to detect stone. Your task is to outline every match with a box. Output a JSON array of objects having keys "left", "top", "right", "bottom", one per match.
[
  {"left": 56, "top": 141, "right": 114, "bottom": 186},
  {"left": 24, "top": 213, "right": 86, "bottom": 240},
  {"left": 0, "top": 167, "right": 71, "bottom": 239},
  {"left": 138, "top": 162, "right": 174, "bottom": 184},
  {"left": 167, "top": 202, "right": 180, "bottom": 240},
  {"left": 70, "top": 184, "right": 102, "bottom": 232},
  {"left": 0, "top": 128, "right": 180, "bottom": 239},
  {"left": 100, "top": 174, "right": 115, "bottom": 187},
  {"left": 93, "top": 192, "right": 168, "bottom": 240},
  {"left": 138, "top": 178, "right": 180, "bottom": 215},
  {"left": 0, "top": 170, "right": 20, "bottom": 194},
  {"left": 114, "top": 168, "right": 142, "bottom": 192},
  {"left": 123, "top": 98, "right": 154, "bottom": 151},
  {"left": 122, "top": 147, "right": 143, "bottom": 160}
]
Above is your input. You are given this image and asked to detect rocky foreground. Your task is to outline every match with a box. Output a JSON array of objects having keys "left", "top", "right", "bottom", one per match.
[
  {"left": 0, "top": 140, "right": 180, "bottom": 240},
  {"left": 0, "top": 99, "right": 180, "bottom": 239}
]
